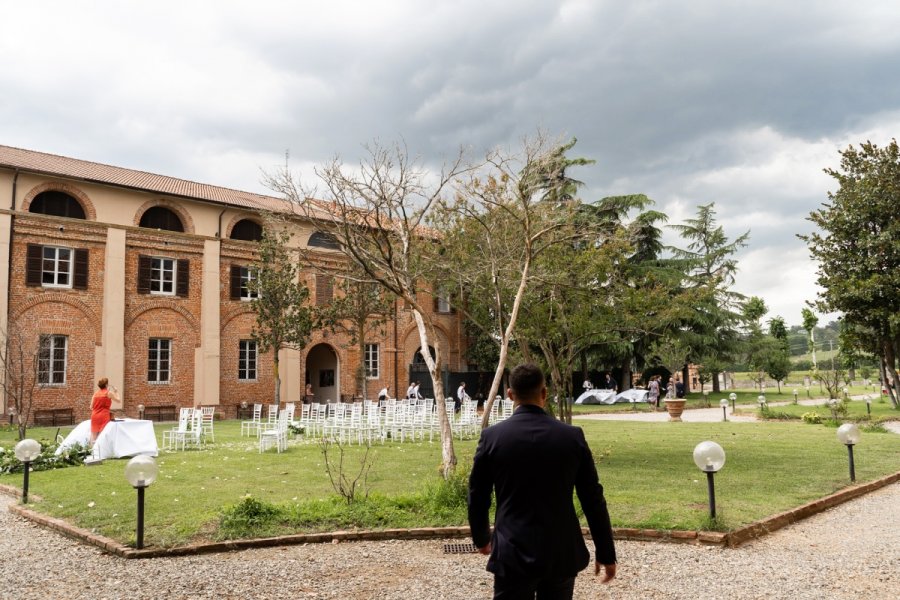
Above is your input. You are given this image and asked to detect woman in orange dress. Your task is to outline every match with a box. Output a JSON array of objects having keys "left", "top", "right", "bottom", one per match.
[{"left": 90, "top": 378, "right": 118, "bottom": 445}]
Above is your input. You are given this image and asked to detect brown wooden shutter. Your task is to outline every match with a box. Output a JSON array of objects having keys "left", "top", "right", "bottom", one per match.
[
  {"left": 26, "top": 244, "right": 43, "bottom": 286},
  {"left": 316, "top": 274, "right": 333, "bottom": 306},
  {"left": 137, "top": 255, "right": 151, "bottom": 294},
  {"left": 73, "top": 248, "right": 89, "bottom": 290},
  {"left": 230, "top": 265, "right": 242, "bottom": 300},
  {"left": 176, "top": 259, "right": 190, "bottom": 297}
]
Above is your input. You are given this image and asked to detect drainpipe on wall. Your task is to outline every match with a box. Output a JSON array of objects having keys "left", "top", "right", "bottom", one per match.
[
  {"left": 3, "top": 169, "right": 20, "bottom": 417},
  {"left": 394, "top": 298, "right": 399, "bottom": 397},
  {"left": 216, "top": 208, "right": 227, "bottom": 238}
]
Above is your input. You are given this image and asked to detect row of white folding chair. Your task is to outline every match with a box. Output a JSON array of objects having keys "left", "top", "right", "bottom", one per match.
[
  {"left": 163, "top": 408, "right": 204, "bottom": 451},
  {"left": 452, "top": 399, "right": 480, "bottom": 439}
]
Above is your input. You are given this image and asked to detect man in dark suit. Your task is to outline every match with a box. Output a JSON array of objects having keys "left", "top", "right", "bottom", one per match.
[{"left": 468, "top": 363, "right": 617, "bottom": 599}]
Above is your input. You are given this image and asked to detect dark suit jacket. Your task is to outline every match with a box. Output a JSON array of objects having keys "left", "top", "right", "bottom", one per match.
[{"left": 468, "top": 403, "right": 616, "bottom": 579}]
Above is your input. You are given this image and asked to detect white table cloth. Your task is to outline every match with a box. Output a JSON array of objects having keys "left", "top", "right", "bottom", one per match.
[
  {"left": 56, "top": 418, "right": 159, "bottom": 460},
  {"left": 615, "top": 389, "right": 649, "bottom": 403},
  {"left": 574, "top": 389, "right": 618, "bottom": 405}
]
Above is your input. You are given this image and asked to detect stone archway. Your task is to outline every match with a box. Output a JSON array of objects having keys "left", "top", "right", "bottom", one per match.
[{"left": 305, "top": 343, "right": 340, "bottom": 403}]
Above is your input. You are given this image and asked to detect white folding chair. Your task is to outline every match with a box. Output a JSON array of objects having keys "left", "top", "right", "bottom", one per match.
[
  {"left": 260, "top": 410, "right": 289, "bottom": 453},
  {"left": 240, "top": 403, "right": 263, "bottom": 437},
  {"left": 163, "top": 408, "right": 193, "bottom": 451},
  {"left": 200, "top": 406, "right": 215, "bottom": 442}
]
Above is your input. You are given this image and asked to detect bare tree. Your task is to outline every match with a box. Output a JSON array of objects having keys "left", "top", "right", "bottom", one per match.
[
  {"left": 264, "top": 141, "right": 468, "bottom": 476},
  {"left": 434, "top": 136, "right": 591, "bottom": 428},
  {"left": 0, "top": 322, "right": 48, "bottom": 440}
]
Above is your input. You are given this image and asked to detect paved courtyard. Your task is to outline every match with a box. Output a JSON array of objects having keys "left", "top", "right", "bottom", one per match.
[{"left": 1, "top": 480, "right": 897, "bottom": 599}]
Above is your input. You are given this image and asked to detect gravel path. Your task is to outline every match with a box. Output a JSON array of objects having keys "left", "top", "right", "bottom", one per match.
[{"left": 2, "top": 482, "right": 898, "bottom": 600}]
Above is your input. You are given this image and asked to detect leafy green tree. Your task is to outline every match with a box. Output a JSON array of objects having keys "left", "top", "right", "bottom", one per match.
[
  {"left": 768, "top": 316, "right": 789, "bottom": 351},
  {"left": 670, "top": 203, "right": 749, "bottom": 392},
  {"left": 434, "top": 136, "right": 591, "bottom": 428},
  {"left": 250, "top": 225, "right": 316, "bottom": 407},
  {"left": 803, "top": 140, "right": 900, "bottom": 408},
  {"left": 764, "top": 348, "right": 792, "bottom": 393}
]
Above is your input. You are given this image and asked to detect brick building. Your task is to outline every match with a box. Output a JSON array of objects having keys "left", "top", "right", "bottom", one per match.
[{"left": 0, "top": 145, "right": 468, "bottom": 423}]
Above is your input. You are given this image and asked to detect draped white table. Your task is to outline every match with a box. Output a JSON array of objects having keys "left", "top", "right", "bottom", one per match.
[{"left": 55, "top": 418, "right": 159, "bottom": 460}]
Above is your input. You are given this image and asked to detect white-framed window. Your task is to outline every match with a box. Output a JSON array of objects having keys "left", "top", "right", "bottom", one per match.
[
  {"left": 364, "top": 343, "right": 379, "bottom": 379},
  {"left": 148, "top": 338, "right": 171, "bottom": 383},
  {"left": 238, "top": 340, "right": 257, "bottom": 380},
  {"left": 150, "top": 257, "right": 176, "bottom": 295},
  {"left": 41, "top": 246, "right": 73, "bottom": 288},
  {"left": 37, "top": 334, "right": 67, "bottom": 385},
  {"left": 240, "top": 267, "right": 259, "bottom": 301}
]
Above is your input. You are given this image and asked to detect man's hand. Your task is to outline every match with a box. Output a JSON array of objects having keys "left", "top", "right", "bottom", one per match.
[
  {"left": 594, "top": 561, "right": 616, "bottom": 583},
  {"left": 477, "top": 542, "right": 492, "bottom": 555}
]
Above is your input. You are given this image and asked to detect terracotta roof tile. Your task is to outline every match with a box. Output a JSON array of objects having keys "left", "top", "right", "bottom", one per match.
[{"left": 0, "top": 144, "right": 326, "bottom": 217}]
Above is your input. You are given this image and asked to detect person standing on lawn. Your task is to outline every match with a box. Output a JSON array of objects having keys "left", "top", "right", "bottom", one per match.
[
  {"left": 90, "top": 377, "right": 119, "bottom": 446},
  {"left": 468, "top": 363, "right": 617, "bottom": 599}
]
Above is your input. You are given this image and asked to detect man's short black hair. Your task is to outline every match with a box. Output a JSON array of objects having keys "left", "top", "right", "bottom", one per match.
[{"left": 509, "top": 364, "right": 544, "bottom": 402}]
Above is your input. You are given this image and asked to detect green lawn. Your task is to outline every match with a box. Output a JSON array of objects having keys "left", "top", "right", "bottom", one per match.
[
  {"left": 736, "top": 397, "right": 900, "bottom": 423},
  {"left": 1, "top": 418, "right": 898, "bottom": 548}
]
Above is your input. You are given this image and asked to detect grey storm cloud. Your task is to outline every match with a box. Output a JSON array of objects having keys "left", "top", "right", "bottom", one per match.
[{"left": 3, "top": 0, "right": 900, "bottom": 324}]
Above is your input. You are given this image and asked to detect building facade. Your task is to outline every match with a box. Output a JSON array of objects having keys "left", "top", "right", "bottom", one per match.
[{"left": 0, "top": 145, "right": 467, "bottom": 423}]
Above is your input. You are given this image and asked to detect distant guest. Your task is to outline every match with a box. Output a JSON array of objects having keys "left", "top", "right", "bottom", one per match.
[{"left": 90, "top": 378, "right": 119, "bottom": 446}]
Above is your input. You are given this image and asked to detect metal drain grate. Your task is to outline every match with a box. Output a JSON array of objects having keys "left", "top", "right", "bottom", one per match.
[{"left": 443, "top": 542, "right": 479, "bottom": 554}]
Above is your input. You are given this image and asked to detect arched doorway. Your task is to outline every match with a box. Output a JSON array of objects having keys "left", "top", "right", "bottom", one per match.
[
  {"left": 306, "top": 343, "right": 339, "bottom": 403},
  {"left": 408, "top": 346, "right": 436, "bottom": 399}
]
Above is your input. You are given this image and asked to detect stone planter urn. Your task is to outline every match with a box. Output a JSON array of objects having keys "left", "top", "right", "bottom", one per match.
[{"left": 664, "top": 399, "right": 686, "bottom": 422}]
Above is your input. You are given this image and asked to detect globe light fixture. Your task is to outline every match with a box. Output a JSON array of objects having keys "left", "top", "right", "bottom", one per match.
[
  {"left": 729, "top": 392, "right": 737, "bottom": 412},
  {"left": 14, "top": 439, "right": 41, "bottom": 504},
  {"left": 757, "top": 394, "right": 767, "bottom": 412},
  {"left": 836, "top": 424, "right": 861, "bottom": 483},
  {"left": 805, "top": 383, "right": 811, "bottom": 398},
  {"left": 792, "top": 389, "right": 798, "bottom": 404},
  {"left": 720, "top": 398, "right": 729, "bottom": 421},
  {"left": 865, "top": 396, "right": 872, "bottom": 418},
  {"left": 124, "top": 455, "right": 159, "bottom": 549},
  {"left": 693, "top": 441, "right": 726, "bottom": 519},
  {"left": 137, "top": 404, "right": 145, "bottom": 420}
]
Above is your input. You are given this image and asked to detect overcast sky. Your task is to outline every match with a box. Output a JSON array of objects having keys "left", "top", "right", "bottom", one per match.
[{"left": 3, "top": 1, "right": 899, "bottom": 326}]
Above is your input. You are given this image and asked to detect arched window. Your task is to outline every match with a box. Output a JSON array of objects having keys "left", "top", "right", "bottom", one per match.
[
  {"left": 229, "top": 219, "right": 262, "bottom": 241},
  {"left": 308, "top": 231, "right": 340, "bottom": 250},
  {"left": 139, "top": 206, "right": 184, "bottom": 232},
  {"left": 29, "top": 191, "right": 86, "bottom": 219}
]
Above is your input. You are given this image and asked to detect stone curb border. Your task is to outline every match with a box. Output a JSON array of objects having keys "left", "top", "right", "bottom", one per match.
[{"left": 3, "top": 471, "right": 898, "bottom": 559}]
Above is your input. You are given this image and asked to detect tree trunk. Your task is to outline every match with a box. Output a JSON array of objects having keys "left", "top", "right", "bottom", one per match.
[
  {"left": 882, "top": 344, "right": 900, "bottom": 409},
  {"left": 581, "top": 353, "right": 588, "bottom": 387},
  {"left": 712, "top": 371, "right": 721, "bottom": 393},
  {"left": 273, "top": 355, "right": 281, "bottom": 407},
  {"left": 358, "top": 335, "right": 367, "bottom": 401},
  {"left": 681, "top": 364, "right": 690, "bottom": 393},
  {"left": 481, "top": 255, "right": 532, "bottom": 429},
  {"left": 620, "top": 357, "right": 631, "bottom": 391},
  {"left": 412, "top": 309, "right": 456, "bottom": 476},
  {"left": 810, "top": 329, "right": 817, "bottom": 370}
]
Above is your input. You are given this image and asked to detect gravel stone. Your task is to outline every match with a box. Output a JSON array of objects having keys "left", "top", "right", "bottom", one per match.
[{"left": 1, "top": 482, "right": 898, "bottom": 599}]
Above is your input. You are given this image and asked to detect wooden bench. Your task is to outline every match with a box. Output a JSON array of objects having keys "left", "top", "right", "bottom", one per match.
[
  {"left": 33, "top": 408, "right": 75, "bottom": 426},
  {"left": 142, "top": 405, "right": 178, "bottom": 422}
]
